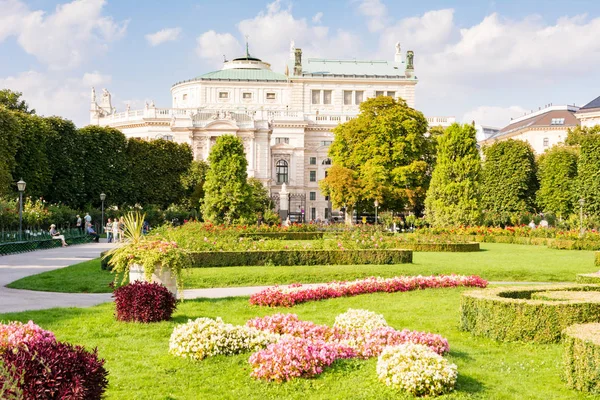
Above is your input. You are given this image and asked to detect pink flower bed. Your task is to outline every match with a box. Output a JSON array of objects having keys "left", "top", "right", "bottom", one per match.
[
  {"left": 248, "top": 336, "right": 355, "bottom": 382},
  {"left": 0, "top": 320, "right": 56, "bottom": 352},
  {"left": 249, "top": 275, "right": 488, "bottom": 307},
  {"left": 246, "top": 313, "right": 450, "bottom": 381}
]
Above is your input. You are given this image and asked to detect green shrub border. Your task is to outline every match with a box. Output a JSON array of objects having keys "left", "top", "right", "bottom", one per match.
[
  {"left": 596, "top": 252, "right": 600, "bottom": 266},
  {"left": 239, "top": 232, "right": 324, "bottom": 240},
  {"left": 445, "top": 234, "right": 600, "bottom": 250},
  {"left": 189, "top": 249, "right": 412, "bottom": 268},
  {"left": 576, "top": 273, "right": 600, "bottom": 284},
  {"left": 563, "top": 323, "right": 600, "bottom": 393},
  {"left": 392, "top": 242, "right": 479, "bottom": 252},
  {"left": 0, "top": 235, "right": 93, "bottom": 256},
  {"left": 460, "top": 284, "right": 600, "bottom": 343}
]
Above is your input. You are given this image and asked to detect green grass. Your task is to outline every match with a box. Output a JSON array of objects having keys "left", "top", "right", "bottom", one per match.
[
  {"left": 0, "top": 288, "right": 595, "bottom": 399},
  {"left": 7, "top": 243, "right": 597, "bottom": 293}
]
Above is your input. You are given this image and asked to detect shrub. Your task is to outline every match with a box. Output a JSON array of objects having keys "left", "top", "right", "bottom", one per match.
[
  {"left": 333, "top": 309, "right": 388, "bottom": 333},
  {"left": 169, "top": 317, "right": 278, "bottom": 360},
  {"left": 248, "top": 336, "right": 355, "bottom": 382},
  {"left": 563, "top": 323, "right": 600, "bottom": 393},
  {"left": 0, "top": 338, "right": 108, "bottom": 400},
  {"left": 114, "top": 281, "right": 177, "bottom": 323},
  {"left": 596, "top": 252, "right": 600, "bottom": 267},
  {"left": 576, "top": 273, "right": 600, "bottom": 284},
  {"left": 376, "top": 343, "right": 457, "bottom": 397},
  {"left": 460, "top": 284, "right": 600, "bottom": 343}
]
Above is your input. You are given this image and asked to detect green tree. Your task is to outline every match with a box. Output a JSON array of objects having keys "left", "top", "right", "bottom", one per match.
[
  {"left": 577, "top": 135, "right": 600, "bottom": 217},
  {"left": 321, "top": 96, "right": 430, "bottom": 223},
  {"left": 0, "top": 89, "right": 35, "bottom": 114},
  {"left": 247, "top": 177, "right": 273, "bottom": 217},
  {"left": 565, "top": 125, "right": 600, "bottom": 146},
  {"left": 126, "top": 139, "right": 193, "bottom": 207},
  {"left": 536, "top": 146, "right": 578, "bottom": 219},
  {"left": 481, "top": 139, "right": 538, "bottom": 225},
  {"left": 424, "top": 123, "right": 481, "bottom": 227},
  {"left": 0, "top": 107, "right": 21, "bottom": 195},
  {"left": 201, "top": 135, "right": 253, "bottom": 224},
  {"left": 320, "top": 165, "right": 363, "bottom": 225},
  {"left": 181, "top": 160, "right": 209, "bottom": 211}
]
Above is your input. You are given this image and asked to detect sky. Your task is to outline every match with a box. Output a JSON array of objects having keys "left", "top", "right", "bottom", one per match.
[{"left": 1, "top": 0, "right": 599, "bottom": 128}]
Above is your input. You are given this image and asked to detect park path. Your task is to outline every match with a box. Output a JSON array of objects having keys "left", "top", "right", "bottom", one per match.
[{"left": 0, "top": 243, "right": 564, "bottom": 314}]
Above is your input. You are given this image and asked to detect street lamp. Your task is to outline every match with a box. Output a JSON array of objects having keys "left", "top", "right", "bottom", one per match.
[
  {"left": 579, "top": 198, "right": 585, "bottom": 237},
  {"left": 17, "top": 179, "right": 26, "bottom": 240},
  {"left": 100, "top": 193, "right": 106, "bottom": 235},
  {"left": 374, "top": 200, "right": 379, "bottom": 225}
]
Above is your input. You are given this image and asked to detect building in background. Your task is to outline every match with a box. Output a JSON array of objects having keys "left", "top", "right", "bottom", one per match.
[
  {"left": 478, "top": 105, "right": 580, "bottom": 154},
  {"left": 575, "top": 95, "right": 600, "bottom": 128},
  {"left": 91, "top": 42, "right": 453, "bottom": 221}
]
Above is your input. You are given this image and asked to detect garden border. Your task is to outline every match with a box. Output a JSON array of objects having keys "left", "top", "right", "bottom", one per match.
[
  {"left": 239, "top": 232, "right": 323, "bottom": 240},
  {"left": 563, "top": 323, "right": 600, "bottom": 393},
  {"left": 460, "top": 284, "right": 600, "bottom": 343},
  {"left": 576, "top": 273, "right": 600, "bottom": 284},
  {"left": 390, "top": 242, "right": 479, "bottom": 252}
]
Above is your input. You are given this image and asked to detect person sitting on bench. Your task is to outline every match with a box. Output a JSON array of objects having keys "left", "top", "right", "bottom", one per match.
[
  {"left": 86, "top": 223, "right": 100, "bottom": 243},
  {"left": 49, "top": 224, "right": 68, "bottom": 247}
]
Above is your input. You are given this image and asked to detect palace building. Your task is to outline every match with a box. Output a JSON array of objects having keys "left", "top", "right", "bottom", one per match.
[{"left": 90, "top": 42, "right": 453, "bottom": 221}]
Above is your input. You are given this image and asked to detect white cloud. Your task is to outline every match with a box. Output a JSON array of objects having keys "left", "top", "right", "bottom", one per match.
[
  {"left": 145, "top": 27, "right": 182, "bottom": 46},
  {"left": 357, "top": 0, "right": 388, "bottom": 32},
  {"left": 462, "top": 105, "right": 528, "bottom": 130},
  {"left": 0, "top": 70, "right": 112, "bottom": 126},
  {"left": 0, "top": 0, "right": 127, "bottom": 70},
  {"left": 196, "top": 30, "right": 242, "bottom": 67},
  {"left": 312, "top": 12, "right": 323, "bottom": 24}
]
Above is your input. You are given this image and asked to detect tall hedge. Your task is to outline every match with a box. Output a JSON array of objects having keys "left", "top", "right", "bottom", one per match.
[
  {"left": 425, "top": 123, "right": 481, "bottom": 227},
  {"left": 0, "top": 107, "right": 20, "bottom": 196},
  {"left": 536, "top": 146, "right": 578, "bottom": 218},
  {"left": 481, "top": 140, "right": 538, "bottom": 225},
  {"left": 577, "top": 135, "right": 600, "bottom": 217}
]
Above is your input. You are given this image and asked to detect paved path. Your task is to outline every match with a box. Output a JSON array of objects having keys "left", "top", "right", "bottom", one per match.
[{"left": 0, "top": 243, "right": 572, "bottom": 314}]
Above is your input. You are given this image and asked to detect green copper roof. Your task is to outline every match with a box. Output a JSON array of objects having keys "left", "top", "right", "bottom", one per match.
[
  {"left": 197, "top": 69, "right": 288, "bottom": 81},
  {"left": 288, "top": 58, "right": 411, "bottom": 78}
]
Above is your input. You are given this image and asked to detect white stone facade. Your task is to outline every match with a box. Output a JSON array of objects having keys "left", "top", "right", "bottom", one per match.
[{"left": 91, "top": 44, "right": 449, "bottom": 221}]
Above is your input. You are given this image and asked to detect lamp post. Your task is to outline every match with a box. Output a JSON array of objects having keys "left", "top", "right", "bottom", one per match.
[
  {"left": 100, "top": 193, "right": 106, "bottom": 235},
  {"left": 374, "top": 200, "right": 379, "bottom": 225},
  {"left": 17, "top": 179, "right": 26, "bottom": 240},
  {"left": 579, "top": 198, "right": 585, "bottom": 237}
]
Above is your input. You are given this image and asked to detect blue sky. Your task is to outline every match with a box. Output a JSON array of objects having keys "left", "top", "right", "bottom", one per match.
[{"left": 1, "top": 0, "right": 599, "bottom": 127}]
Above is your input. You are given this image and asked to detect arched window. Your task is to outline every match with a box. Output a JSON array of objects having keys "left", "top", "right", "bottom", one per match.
[
  {"left": 276, "top": 160, "right": 288, "bottom": 184},
  {"left": 322, "top": 158, "right": 332, "bottom": 165}
]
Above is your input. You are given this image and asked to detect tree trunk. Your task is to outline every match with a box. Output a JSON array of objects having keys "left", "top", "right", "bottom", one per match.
[{"left": 345, "top": 207, "right": 354, "bottom": 226}]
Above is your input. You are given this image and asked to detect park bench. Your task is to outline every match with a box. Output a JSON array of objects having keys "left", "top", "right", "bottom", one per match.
[{"left": 0, "top": 232, "right": 93, "bottom": 256}]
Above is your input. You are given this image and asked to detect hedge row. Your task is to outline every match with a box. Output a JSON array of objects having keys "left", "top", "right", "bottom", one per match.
[
  {"left": 447, "top": 234, "right": 600, "bottom": 250},
  {"left": 460, "top": 284, "right": 600, "bottom": 343},
  {"left": 0, "top": 235, "right": 92, "bottom": 256},
  {"left": 188, "top": 249, "right": 412, "bottom": 268},
  {"left": 239, "top": 232, "right": 324, "bottom": 240},
  {"left": 576, "top": 273, "right": 600, "bottom": 284},
  {"left": 596, "top": 252, "right": 600, "bottom": 266},
  {"left": 563, "top": 323, "right": 600, "bottom": 393},
  {"left": 394, "top": 242, "right": 479, "bottom": 252}
]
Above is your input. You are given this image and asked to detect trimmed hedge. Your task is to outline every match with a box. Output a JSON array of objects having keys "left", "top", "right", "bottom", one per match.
[
  {"left": 445, "top": 234, "right": 600, "bottom": 250},
  {"left": 189, "top": 249, "right": 412, "bottom": 268},
  {"left": 460, "top": 284, "right": 600, "bottom": 343},
  {"left": 596, "top": 252, "right": 600, "bottom": 266},
  {"left": 0, "top": 235, "right": 93, "bottom": 256},
  {"left": 391, "top": 242, "right": 479, "bottom": 252},
  {"left": 563, "top": 323, "right": 600, "bottom": 393},
  {"left": 239, "top": 232, "right": 324, "bottom": 240},
  {"left": 576, "top": 273, "right": 600, "bottom": 284}
]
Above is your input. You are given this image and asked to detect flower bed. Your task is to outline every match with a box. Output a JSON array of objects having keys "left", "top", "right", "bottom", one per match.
[
  {"left": 563, "top": 323, "right": 600, "bottom": 393},
  {"left": 189, "top": 249, "right": 412, "bottom": 268},
  {"left": 0, "top": 321, "right": 108, "bottom": 399},
  {"left": 239, "top": 232, "right": 324, "bottom": 240},
  {"left": 250, "top": 275, "right": 488, "bottom": 307},
  {"left": 377, "top": 343, "right": 457, "bottom": 397},
  {"left": 460, "top": 284, "right": 600, "bottom": 343}
]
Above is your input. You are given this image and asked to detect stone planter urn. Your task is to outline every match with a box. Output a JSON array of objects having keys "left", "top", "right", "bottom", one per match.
[{"left": 129, "top": 264, "right": 180, "bottom": 299}]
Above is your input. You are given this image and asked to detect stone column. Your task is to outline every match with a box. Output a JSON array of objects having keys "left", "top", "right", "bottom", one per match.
[{"left": 279, "top": 183, "right": 289, "bottom": 223}]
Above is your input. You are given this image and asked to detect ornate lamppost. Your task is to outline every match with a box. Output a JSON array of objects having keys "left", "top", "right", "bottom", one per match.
[
  {"left": 100, "top": 193, "right": 106, "bottom": 235},
  {"left": 579, "top": 198, "right": 585, "bottom": 237},
  {"left": 374, "top": 200, "right": 379, "bottom": 225},
  {"left": 17, "top": 179, "right": 26, "bottom": 240}
]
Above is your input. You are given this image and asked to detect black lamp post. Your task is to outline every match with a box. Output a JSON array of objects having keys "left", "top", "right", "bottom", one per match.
[
  {"left": 100, "top": 193, "right": 106, "bottom": 235},
  {"left": 17, "top": 179, "right": 26, "bottom": 240}
]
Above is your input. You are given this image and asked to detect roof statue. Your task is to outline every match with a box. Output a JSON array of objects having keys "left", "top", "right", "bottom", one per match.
[
  {"left": 395, "top": 42, "right": 401, "bottom": 54},
  {"left": 406, "top": 51, "right": 414, "bottom": 69},
  {"left": 91, "top": 87, "right": 96, "bottom": 103}
]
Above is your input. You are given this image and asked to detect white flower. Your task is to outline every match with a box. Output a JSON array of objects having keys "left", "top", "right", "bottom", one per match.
[{"left": 334, "top": 309, "right": 388, "bottom": 333}]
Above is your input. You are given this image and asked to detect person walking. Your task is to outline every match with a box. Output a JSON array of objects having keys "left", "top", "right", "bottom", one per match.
[
  {"left": 84, "top": 213, "right": 92, "bottom": 226},
  {"left": 49, "top": 224, "right": 68, "bottom": 247},
  {"left": 112, "top": 216, "right": 121, "bottom": 243},
  {"left": 106, "top": 218, "right": 113, "bottom": 243},
  {"left": 76, "top": 215, "right": 83, "bottom": 233}
]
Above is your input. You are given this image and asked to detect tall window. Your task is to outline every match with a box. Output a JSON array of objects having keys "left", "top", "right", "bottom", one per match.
[
  {"left": 543, "top": 138, "right": 549, "bottom": 147},
  {"left": 309, "top": 171, "right": 316, "bottom": 182},
  {"left": 323, "top": 90, "right": 332, "bottom": 105},
  {"left": 343, "top": 91, "right": 352, "bottom": 105},
  {"left": 355, "top": 91, "right": 364, "bottom": 104},
  {"left": 312, "top": 90, "right": 321, "bottom": 104},
  {"left": 309, "top": 157, "right": 317, "bottom": 165},
  {"left": 276, "top": 160, "right": 288, "bottom": 184},
  {"left": 276, "top": 137, "right": 290, "bottom": 144},
  {"left": 311, "top": 207, "right": 316, "bottom": 221},
  {"left": 310, "top": 192, "right": 316, "bottom": 201}
]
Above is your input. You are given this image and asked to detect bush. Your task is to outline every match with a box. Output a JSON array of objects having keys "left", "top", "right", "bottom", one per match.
[
  {"left": 596, "top": 252, "right": 600, "bottom": 267},
  {"left": 563, "top": 323, "right": 600, "bottom": 393},
  {"left": 189, "top": 249, "right": 412, "bottom": 268},
  {"left": 333, "top": 309, "right": 388, "bottom": 333},
  {"left": 576, "top": 273, "right": 600, "bottom": 284},
  {"left": 460, "top": 284, "right": 600, "bottom": 343},
  {"left": 114, "top": 281, "right": 177, "bottom": 323},
  {"left": 239, "top": 232, "right": 324, "bottom": 240},
  {"left": 0, "top": 337, "right": 108, "bottom": 399},
  {"left": 376, "top": 343, "right": 457, "bottom": 397}
]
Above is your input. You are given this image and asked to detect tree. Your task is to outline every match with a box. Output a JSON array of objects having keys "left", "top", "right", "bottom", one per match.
[
  {"left": 565, "top": 125, "right": 600, "bottom": 146},
  {"left": 536, "top": 146, "right": 578, "bottom": 219},
  {"left": 247, "top": 177, "right": 273, "bottom": 215},
  {"left": 480, "top": 140, "right": 538, "bottom": 225},
  {"left": 321, "top": 96, "right": 430, "bottom": 223},
  {"left": 181, "top": 160, "right": 209, "bottom": 211},
  {"left": 201, "top": 135, "right": 253, "bottom": 224},
  {"left": 0, "top": 107, "right": 21, "bottom": 195},
  {"left": 0, "top": 89, "right": 35, "bottom": 114},
  {"left": 577, "top": 135, "right": 600, "bottom": 217},
  {"left": 320, "top": 165, "right": 363, "bottom": 225},
  {"left": 424, "top": 123, "right": 481, "bottom": 227}
]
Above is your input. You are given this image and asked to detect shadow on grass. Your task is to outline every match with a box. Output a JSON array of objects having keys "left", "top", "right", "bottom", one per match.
[
  {"left": 456, "top": 373, "right": 485, "bottom": 394},
  {"left": 450, "top": 349, "right": 475, "bottom": 361}
]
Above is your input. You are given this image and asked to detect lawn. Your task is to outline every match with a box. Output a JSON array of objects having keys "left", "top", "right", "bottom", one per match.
[
  {"left": 7, "top": 243, "right": 597, "bottom": 293},
  {"left": 0, "top": 288, "right": 594, "bottom": 399}
]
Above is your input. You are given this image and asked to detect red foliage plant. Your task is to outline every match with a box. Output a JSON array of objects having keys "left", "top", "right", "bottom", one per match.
[
  {"left": 114, "top": 281, "right": 177, "bottom": 323},
  {"left": 0, "top": 339, "right": 108, "bottom": 400}
]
